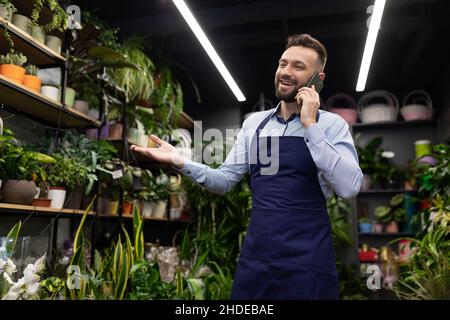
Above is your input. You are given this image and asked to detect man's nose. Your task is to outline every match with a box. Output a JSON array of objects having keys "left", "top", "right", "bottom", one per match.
[{"left": 280, "top": 65, "right": 294, "bottom": 77}]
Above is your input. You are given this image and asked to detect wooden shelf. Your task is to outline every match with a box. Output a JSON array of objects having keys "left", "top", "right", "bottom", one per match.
[
  {"left": 0, "top": 202, "right": 95, "bottom": 218},
  {"left": 0, "top": 74, "right": 101, "bottom": 128},
  {"left": 351, "top": 119, "right": 437, "bottom": 130},
  {"left": 0, "top": 16, "right": 65, "bottom": 66},
  {"left": 98, "top": 214, "right": 189, "bottom": 223}
]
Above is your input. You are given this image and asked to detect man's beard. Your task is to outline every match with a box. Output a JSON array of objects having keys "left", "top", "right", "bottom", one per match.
[{"left": 274, "top": 79, "right": 302, "bottom": 102}]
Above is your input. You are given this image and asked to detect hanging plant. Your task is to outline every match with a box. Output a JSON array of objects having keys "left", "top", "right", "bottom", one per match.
[{"left": 30, "top": 0, "right": 68, "bottom": 33}]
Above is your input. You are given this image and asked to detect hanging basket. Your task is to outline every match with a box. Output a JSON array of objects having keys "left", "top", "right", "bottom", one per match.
[
  {"left": 400, "top": 90, "right": 433, "bottom": 121},
  {"left": 325, "top": 93, "right": 358, "bottom": 124},
  {"left": 357, "top": 90, "right": 399, "bottom": 123}
]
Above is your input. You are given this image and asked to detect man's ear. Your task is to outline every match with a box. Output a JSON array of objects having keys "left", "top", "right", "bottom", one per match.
[{"left": 319, "top": 72, "right": 326, "bottom": 82}]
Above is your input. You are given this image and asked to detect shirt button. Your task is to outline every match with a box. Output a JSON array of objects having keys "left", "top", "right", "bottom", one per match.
[
  {"left": 187, "top": 171, "right": 191, "bottom": 174},
  {"left": 306, "top": 139, "right": 309, "bottom": 143}
]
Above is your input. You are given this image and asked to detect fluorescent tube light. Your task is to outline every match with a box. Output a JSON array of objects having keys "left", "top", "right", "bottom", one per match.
[
  {"left": 172, "top": 0, "right": 246, "bottom": 102},
  {"left": 356, "top": 0, "right": 386, "bottom": 92}
]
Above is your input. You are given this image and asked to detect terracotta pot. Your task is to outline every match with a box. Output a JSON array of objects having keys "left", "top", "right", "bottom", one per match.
[
  {"left": 32, "top": 198, "right": 51, "bottom": 207},
  {"left": 0, "top": 64, "right": 26, "bottom": 84},
  {"left": 108, "top": 123, "right": 123, "bottom": 139},
  {"left": 122, "top": 200, "right": 133, "bottom": 216},
  {"left": 22, "top": 75, "right": 42, "bottom": 92},
  {"left": 1, "top": 180, "right": 37, "bottom": 205},
  {"left": 385, "top": 221, "right": 399, "bottom": 233}
]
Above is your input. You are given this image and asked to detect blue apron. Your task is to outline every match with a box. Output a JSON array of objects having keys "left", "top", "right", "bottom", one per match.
[{"left": 231, "top": 112, "right": 339, "bottom": 300}]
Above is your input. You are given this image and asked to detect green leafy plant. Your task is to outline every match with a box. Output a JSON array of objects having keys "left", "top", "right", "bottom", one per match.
[
  {"left": 327, "top": 195, "right": 353, "bottom": 251},
  {"left": 375, "top": 194, "right": 406, "bottom": 223},
  {"left": 30, "top": 0, "right": 68, "bottom": 33},
  {"left": 25, "top": 64, "right": 39, "bottom": 76},
  {"left": 0, "top": 52, "right": 27, "bottom": 66}
]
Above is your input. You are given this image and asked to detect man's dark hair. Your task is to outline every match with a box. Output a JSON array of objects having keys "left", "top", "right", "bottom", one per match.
[{"left": 286, "top": 34, "right": 327, "bottom": 71}]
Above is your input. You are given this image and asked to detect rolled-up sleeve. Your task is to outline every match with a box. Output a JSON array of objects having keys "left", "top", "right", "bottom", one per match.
[
  {"left": 176, "top": 120, "right": 249, "bottom": 195},
  {"left": 303, "top": 119, "right": 363, "bottom": 199}
]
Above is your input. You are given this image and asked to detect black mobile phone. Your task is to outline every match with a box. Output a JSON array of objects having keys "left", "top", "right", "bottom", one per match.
[{"left": 305, "top": 71, "right": 324, "bottom": 93}]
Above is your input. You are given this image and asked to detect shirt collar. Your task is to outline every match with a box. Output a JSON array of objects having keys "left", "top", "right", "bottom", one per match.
[{"left": 270, "top": 102, "right": 321, "bottom": 124}]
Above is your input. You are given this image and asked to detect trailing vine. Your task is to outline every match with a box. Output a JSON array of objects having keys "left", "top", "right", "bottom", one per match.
[{"left": 30, "top": 0, "right": 68, "bottom": 33}]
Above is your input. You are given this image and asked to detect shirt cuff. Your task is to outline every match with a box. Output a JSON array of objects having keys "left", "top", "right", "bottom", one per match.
[
  {"left": 173, "top": 158, "right": 205, "bottom": 179},
  {"left": 303, "top": 123, "right": 326, "bottom": 146}
]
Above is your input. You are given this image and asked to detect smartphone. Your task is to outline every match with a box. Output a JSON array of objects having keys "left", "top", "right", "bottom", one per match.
[{"left": 305, "top": 71, "right": 324, "bottom": 93}]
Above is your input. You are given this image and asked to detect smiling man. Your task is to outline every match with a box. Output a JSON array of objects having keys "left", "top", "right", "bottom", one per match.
[{"left": 131, "top": 34, "right": 363, "bottom": 300}]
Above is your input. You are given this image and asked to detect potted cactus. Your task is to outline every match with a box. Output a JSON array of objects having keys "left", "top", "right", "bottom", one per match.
[
  {"left": 0, "top": 0, "right": 16, "bottom": 22},
  {"left": 23, "top": 64, "right": 41, "bottom": 92},
  {"left": 0, "top": 51, "right": 27, "bottom": 84}
]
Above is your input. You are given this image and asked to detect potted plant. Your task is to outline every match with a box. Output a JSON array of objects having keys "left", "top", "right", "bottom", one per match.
[
  {"left": 0, "top": 51, "right": 27, "bottom": 84},
  {"left": 22, "top": 64, "right": 41, "bottom": 92},
  {"left": 0, "top": 133, "right": 55, "bottom": 205},
  {"left": 151, "top": 172, "right": 170, "bottom": 219},
  {"left": 46, "top": 154, "right": 78, "bottom": 209},
  {"left": 374, "top": 194, "right": 406, "bottom": 233},
  {"left": 40, "top": 84, "right": 60, "bottom": 101},
  {"left": 30, "top": 0, "right": 68, "bottom": 34},
  {"left": 105, "top": 103, "right": 123, "bottom": 140},
  {"left": 11, "top": 13, "right": 31, "bottom": 34},
  {"left": 358, "top": 217, "right": 372, "bottom": 234},
  {"left": 0, "top": 0, "right": 16, "bottom": 22}
]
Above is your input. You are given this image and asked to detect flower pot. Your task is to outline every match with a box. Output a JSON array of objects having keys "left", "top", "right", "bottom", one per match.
[
  {"left": 0, "top": 5, "right": 14, "bottom": 21},
  {"left": 122, "top": 200, "right": 134, "bottom": 216},
  {"left": 361, "top": 174, "right": 371, "bottom": 191},
  {"left": 45, "top": 35, "right": 62, "bottom": 54},
  {"left": 152, "top": 200, "right": 168, "bottom": 219},
  {"left": 22, "top": 74, "right": 42, "bottom": 92},
  {"left": 138, "top": 133, "right": 149, "bottom": 147},
  {"left": 0, "top": 64, "right": 26, "bottom": 84},
  {"left": 48, "top": 187, "right": 67, "bottom": 209},
  {"left": 41, "top": 85, "right": 60, "bottom": 102},
  {"left": 105, "top": 199, "right": 119, "bottom": 216},
  {"left": 127, "top": 128, "right": 139, "bottom": 143},
  {"left": 1, "top": 180, "right": 37, "bottom": 205},
  {"left": 373, "top": 223, "right": 384, "bottom": 234},
  {"left": 73, "top": 100, "right": 90, "bottom": 115},
  {"left": 32, "top": 198, "right": 51, "bottom": 207},
  {"left": 140, "top": 200, "right": 153, "bottom": 218},
  {"left": 414, "top": 140, "right": 432, "bottom": 159},
  {"left": 359, "top": 222, "right": 372, "bottom": 233},
  {"left": 64, "top": 87, "right": 76, "bottom": 108},
  {"left": 385, "top": 221, "right": 399, "bottom": 233},
  {"left": 30, "top": 24, "right": 46, "bottom": 44},
  {"left": 108, "top": 123, "right": 123, "bottom": 140},
  {"left": 148, "top": 136, "right": 159, "bottom": 148},
  {"left": 85, "top": 128, "right": 99, "bottom": 140},
  {"left": 88, "top": 108, "right": 99, "bottom": 120},
  {"left": 11, "top": 14, "right": 31, "bottom": 34},
  {"left": 99, "top": 124, "right": 109, "bottom": 139}
]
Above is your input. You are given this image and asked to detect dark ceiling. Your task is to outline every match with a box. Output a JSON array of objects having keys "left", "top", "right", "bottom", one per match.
[{"left": 75, "top": 0, "right": 450, "bottom": 122}]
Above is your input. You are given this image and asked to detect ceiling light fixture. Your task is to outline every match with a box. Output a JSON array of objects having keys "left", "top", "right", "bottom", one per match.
[
  {"left": 356, "top": 0, "right": 386, "bottom": 92},
  {"left": 172, "top": 0, "right": 246, "bottom": 102}
]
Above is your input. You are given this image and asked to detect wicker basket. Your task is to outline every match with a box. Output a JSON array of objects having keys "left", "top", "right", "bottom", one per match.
[
  {"left": 325, "top": 93, "right": 358, "bottom": 124},
  {"left": 357, "top": 90, "right": 399, "bottom": 123},
  {"left": 401, "top": 90, "right": 433, "bottom": 121}
]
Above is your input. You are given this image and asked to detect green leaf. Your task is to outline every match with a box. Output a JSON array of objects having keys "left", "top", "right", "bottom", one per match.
[{"left": 4, "top": 222, "right": 21, "bottom": 258}]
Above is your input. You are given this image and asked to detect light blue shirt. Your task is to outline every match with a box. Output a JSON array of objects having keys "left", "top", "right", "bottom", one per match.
[{"left": 177, "top": 104, "right": 363, "bottom": 200}]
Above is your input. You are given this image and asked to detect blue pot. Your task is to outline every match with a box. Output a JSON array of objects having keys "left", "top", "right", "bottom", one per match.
[{"left": 359, "top": 223, "right": 372, "bottom": 233}]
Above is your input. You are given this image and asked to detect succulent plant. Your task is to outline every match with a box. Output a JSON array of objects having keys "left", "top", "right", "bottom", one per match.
[
  {"left": 0, "top": 52, "right": 27, "bottom": 66},
  {"left": 25, "top": 64, "right": 39, "bottom": 76}
]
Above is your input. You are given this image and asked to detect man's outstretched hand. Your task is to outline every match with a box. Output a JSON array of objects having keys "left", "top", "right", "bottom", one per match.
[{"left": 130, "top": 134, "right": 185, "bottom": 169}]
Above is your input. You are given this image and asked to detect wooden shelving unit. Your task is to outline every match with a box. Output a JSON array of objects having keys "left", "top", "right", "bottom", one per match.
[
  {"left": 0, "top": 203, "right": 95, "bottom": 218},
  {"left": 0, "top": 73, "right": 101, "bottom": 128},
  {"left": 0, "top": 16, "right": 65, "bottom": 66}
]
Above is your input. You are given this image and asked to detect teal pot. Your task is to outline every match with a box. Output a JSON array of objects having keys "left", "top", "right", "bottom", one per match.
[
  {"left": 127, "top": 128, "right": 139, "bottom": 143},
  {"left": 359, "top": 222, "right": 372, "bottom": 234},
  {"left": 64, "top": 87, "right": 76, "bottom": 108},
  {"left": 11, "top": 14, "right": 31, "bottom": 34},
  {"left": 45, "top": 35, "right": 62, "bottom": 54},
  {"left": 1, "top": 180, "right": 37, "bottom": 205},
  {"left": 0, "top": 5, "right": 14, "bottom": 21},
  {"left": 401, "top": 192, "right": 419, "bottom": 233},
  {"left": 73, "top": 100, "right": 89, "bottom": 115},
  {"left": 30, "top": 24, "right": 46, "bottom": 44}
]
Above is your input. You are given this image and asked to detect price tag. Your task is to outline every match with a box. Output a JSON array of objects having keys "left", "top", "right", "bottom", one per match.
[{"left": 111, "top": 170, "right": 123, "bottom": 180}]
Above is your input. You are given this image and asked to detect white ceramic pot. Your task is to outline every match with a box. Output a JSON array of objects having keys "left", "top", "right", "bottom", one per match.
[
  {"left": 152, "top": 200, "right": 167, "bottom": 219},
  {"left": 41, "top": 85, "right": 60, "bottom": 101},
  {"left": 11, "top": 14, "right": 31, "bottom": 34},
  {"left": 140, "top": 200, "right": 154, "bottom": 218},
  {"left": 0, "top": 5, "right": 14, "bottom": 21},
  {"left": 88, "top": 108, "right": 99, "bottom": 120},
  {"left": 48, "top": 187, "right": 67, "bottom": 209},
  {"left": 30, "top": 25, "right": 46, "bottom": 44},
  {"left": 138, "top": 133, "right": 149, "bottom": 147},
  {"left": 73, "top": 100, "right": 89, "bottom": 115},
  {"left": 45, "top": 35, "right": 62, "bottom": 54}
]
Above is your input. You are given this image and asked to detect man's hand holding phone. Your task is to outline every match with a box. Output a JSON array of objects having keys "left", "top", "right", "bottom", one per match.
[{"left": 295, "top": 84, "right": 321, "bottom": 128}]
